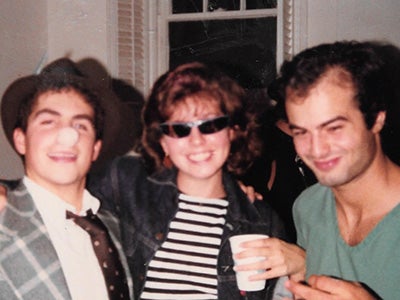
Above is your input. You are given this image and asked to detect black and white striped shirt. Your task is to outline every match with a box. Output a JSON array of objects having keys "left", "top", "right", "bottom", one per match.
[{"left": 141, "top": 193, "right": 229, "bottom": 299}]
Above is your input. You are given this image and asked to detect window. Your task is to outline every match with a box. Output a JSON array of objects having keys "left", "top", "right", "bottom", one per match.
[
  {"left": 116, "top": 0, "right": 306, "bottom": 95},
  {"left": 168, "top": 1, "right": 277, "bottom": 90}
]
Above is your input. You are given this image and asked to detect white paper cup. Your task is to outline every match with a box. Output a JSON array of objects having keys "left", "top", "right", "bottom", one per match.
[{"left": 229, "top": 234, "right": 269, "bottom": 291}]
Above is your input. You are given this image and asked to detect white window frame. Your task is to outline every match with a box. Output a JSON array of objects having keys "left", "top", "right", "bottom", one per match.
[{"left": 115, "top": 0, "right": 308, "bottom": 96}]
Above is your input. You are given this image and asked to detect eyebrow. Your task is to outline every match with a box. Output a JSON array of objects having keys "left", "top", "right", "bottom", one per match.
[
  {"left": 289, "top": 116, "right": 348, "bottom": 131},
  {"left": 33, "top": 108, "right": 95, "bottom": 124}
]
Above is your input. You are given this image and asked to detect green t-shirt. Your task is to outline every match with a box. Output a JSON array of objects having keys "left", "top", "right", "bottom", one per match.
[{"left": 293, "top": 183, "right": 400, "bottom": 300}]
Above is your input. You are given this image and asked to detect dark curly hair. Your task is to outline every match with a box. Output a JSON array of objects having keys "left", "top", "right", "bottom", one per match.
[
  {"left": 274, "top": 40, "right": 392, "bottom": 129},
  {"left": 141, "top": 62, "right": 262, "bottom": 175}
]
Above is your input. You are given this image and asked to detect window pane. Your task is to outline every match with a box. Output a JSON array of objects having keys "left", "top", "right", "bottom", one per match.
[
  {"left": 173, "top": 0, "right": 203, "bottom": 13},
  {"left": 246, "top": 0, "right": 277, "bottom": 9},
  {"left": 169, "top": 17, "right": 277, "bottom": 89},
  {"left": 207, "top": 0, "right": 240, "bottom": 12}
]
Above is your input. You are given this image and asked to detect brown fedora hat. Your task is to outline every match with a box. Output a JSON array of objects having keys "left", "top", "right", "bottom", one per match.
[{"left": 1, "top": 57, "right": 136, "bottom": 170}]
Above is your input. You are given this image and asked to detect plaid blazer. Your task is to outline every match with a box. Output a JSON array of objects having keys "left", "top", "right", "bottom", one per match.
[{"left": 0, "top": 180, "right": 134, "bottom": 300}]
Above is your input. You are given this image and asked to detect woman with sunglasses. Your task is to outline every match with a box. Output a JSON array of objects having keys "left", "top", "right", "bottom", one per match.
[{"left": 88, "top": 62, "right": 304, "bottom": 299}]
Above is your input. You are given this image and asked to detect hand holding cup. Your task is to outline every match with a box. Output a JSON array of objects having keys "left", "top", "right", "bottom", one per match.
[{"left": 229, "top": 234, "right": 269, "bottom": 291}]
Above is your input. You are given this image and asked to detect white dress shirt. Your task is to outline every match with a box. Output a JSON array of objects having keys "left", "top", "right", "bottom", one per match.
[{"left": 24, "top": 176, "right": 109, "bottom": 300}]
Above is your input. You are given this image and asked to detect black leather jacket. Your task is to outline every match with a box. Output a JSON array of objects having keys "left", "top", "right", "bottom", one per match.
[{"left": 87, "top": 155, "right": 287, "bottom": 300}]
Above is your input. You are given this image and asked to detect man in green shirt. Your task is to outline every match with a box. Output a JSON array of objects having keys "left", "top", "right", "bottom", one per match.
[{"left": 275, "top": 41, "right": 400, "bottom": 299}]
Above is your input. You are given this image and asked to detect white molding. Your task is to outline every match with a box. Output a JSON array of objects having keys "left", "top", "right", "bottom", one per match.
[
  {"left": 156, "top": 0, "right": 169, "bottom": 87},
  {"left": 146, "top": 0, "right": 158, "bottom": 95},
  {"left": 293, "top": 0, "right": 308, "bottom": 55},
  {"left": 128, "top": 0, "right": 301, "bottom": 93},
  {"left": 166, "top": 9, "right": 278, "bottom": 21},
  {"left": 277, "top": 0, "right": 284, "bottom": 71},
  {"left": 107, "top": 0, "right": 118, "bottom": 77},
  {"left": 136, "top": 0, "right": 146, "bottom": 92}
]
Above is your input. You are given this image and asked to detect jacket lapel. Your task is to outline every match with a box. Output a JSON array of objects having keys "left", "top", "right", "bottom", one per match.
[{"left": 0, "top": 180, "right": 72, "bottom": 299}]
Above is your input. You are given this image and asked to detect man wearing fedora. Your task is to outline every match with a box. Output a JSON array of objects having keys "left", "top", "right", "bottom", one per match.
[{"left": 0, "top": 58, "right": 133, "bottom": 299}]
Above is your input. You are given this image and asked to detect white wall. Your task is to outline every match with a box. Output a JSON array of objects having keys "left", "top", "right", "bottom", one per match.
[
  {"left": 47, "top": 0, "right": 116, "bottom": 67},
  {"left": 0, "top": 0, "right": 47, "bottom": 179},
  {"left": 305, "top": 0, "right": 400, "bottom": 50}
]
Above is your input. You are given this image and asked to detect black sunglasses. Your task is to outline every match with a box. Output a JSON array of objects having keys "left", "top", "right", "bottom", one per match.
[{"left": 159, "top": 115, "right": 230, "bottom": 138}]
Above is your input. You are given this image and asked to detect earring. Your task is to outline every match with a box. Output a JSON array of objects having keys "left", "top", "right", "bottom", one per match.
[{"left": 163, "top": 154, "right": 173, "bottom": 168}]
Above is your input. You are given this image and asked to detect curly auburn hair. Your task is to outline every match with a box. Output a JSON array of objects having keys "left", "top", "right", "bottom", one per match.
[{"left": 141, "top": 62, "right": 262, "bottom": 176}]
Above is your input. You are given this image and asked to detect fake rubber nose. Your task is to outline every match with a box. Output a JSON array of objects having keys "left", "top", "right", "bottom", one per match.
[{"left": 56, "top": 127, "right": 79, "bottom": 146}]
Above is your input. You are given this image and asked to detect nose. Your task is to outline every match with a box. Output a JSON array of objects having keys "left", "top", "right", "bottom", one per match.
[
  {"left": 188, "top": 126, "right": 205, "bottom": 144},
  {"left": 310, "top": 133, "right": 329, "bottom": 158},
  {"left": 56, "top": 127, "right": 79, "bottom": 147}
]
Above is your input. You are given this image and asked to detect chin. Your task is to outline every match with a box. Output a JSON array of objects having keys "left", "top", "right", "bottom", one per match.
[
  {"left": 317, "top": 175, "right": 348, "bottom": 188},
  {"left": 50, "top": 174, "right": 80, "bottom": 185}
]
